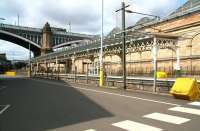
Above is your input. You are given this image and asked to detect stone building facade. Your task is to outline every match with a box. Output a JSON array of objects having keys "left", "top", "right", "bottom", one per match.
[
  {"left": 70, "top": 1, "right": 200, "bottom": 76},
  {"left": 33, "top": 0, "right": 200, "bottom": 77}
]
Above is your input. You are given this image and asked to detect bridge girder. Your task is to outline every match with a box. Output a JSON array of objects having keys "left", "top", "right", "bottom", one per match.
[{"left": 0, "top": 30, "right": 41, "bottom": 56}]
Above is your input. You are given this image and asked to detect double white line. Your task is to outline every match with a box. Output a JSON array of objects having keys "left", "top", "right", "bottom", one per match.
[{"left": 0, "top": 105, "right": 10, "bottom": 115}]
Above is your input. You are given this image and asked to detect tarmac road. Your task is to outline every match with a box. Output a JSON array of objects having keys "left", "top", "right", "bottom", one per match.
[{"left": 0, "top": 77, "right": 200, "bottom": 131}]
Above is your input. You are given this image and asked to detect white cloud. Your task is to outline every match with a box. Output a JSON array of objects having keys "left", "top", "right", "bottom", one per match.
[
  {"left": 0, "top": 0, "right": 187, "bottom": 59},
  {"left": 0, "top": 40, "right": 32, "bottom": 60}
]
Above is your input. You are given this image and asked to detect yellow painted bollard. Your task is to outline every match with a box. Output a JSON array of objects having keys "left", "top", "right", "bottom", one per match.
[
  {"left": 99, "top": 69, "right": 104, "bottom": 87},
  {"left": 157, "top": 71, "right": 167, "bottom": 78}
]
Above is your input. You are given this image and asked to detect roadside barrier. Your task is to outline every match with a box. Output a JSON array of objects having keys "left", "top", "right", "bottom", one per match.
[
  {"left": 170, "top": 78, "right": 200, "bottom": 101},
  {"left": 157, "top": 71, "right": 167, "bottom": 79},
  {"left": 5, "top": 71, "right": 16, "bottom": 77}
]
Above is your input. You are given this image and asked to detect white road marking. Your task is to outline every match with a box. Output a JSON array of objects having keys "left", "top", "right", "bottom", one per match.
[
  {"left": 73, "top": 86, "right": 181, "bottom": 106},
  {"left": 112, "top": 120, "right": 163, "bottom": 131},
  {"left": 0, "top": 105, "right": 10, "bottom": 115},
  {"left": 143, "top": 112, "right": 190, "bottom": 124},
  {"left": 169, "top": 107, "right": 200, "bottom": 116},
  {"left": 84, "top": 129, "right": 96, "bottom": 131},
  {"left": 31, "top": 78, "right": 181, "bottom": 106},
  {"left": 188, "top": 102, "right": 200, "bottom": 106},
  {"left": 0, "top": 86, "right": 7, "bottom": 90}
]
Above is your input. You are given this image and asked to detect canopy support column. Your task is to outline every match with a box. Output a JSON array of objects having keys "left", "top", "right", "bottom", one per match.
[{"left": 152, "top": 37, "right": 157, "bottom": 92}]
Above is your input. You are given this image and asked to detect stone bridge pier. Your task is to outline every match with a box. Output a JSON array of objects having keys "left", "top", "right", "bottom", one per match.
[{"left": 41, "top": 22, "right": 53, "bottom": 56}]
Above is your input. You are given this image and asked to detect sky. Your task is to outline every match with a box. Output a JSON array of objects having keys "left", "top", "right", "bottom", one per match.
[{"left": 0, "top": 0, "right": 187, "bottom": 60}]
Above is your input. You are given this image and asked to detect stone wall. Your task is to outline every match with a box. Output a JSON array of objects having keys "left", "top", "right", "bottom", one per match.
[{"left": 34, "top": 12, "right": 200, "bottom": 77}]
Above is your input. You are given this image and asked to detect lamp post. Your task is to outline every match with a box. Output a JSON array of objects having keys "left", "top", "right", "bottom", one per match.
[
  {"left": 125, "top": 10, "right": 160, "bottom": 20},
  {"left": 116, "top": 1, "right": 130, "bottom": 90},
  {"left": 99, "top": 0, "right": 104, "bottom": 87},
  {"left": 152, "top": 37, "right": 157, "bottom": 92},
  {"left": 125, "top": 10, "right": 160, "bottom": 92},
  {"left": 122, "top": 2, "right": 127, "bottom": 89},
  {"left": 28, "top": 43, "right": 32, "bottom": 77},
  {"left": 116, "top": 3, "right": 160, "bottom": 90}
]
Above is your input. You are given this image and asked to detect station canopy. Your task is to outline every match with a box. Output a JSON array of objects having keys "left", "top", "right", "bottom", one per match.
[{"left": 33, "top": 25, "right": 179, "bottom": 63}]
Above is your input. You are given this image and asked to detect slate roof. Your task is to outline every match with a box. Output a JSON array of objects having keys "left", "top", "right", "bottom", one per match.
[{"left": 169, "top": 0, "right": 200, "bottom": 16}]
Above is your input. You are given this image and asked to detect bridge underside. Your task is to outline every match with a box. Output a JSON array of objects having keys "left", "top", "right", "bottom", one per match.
[{"left": 0, "top": 31, "right": 41, "bottom": 57}]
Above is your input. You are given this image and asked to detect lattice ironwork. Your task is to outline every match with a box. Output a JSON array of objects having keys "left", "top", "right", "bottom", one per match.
[{"left": 32, "top": 30, "right": 179, "bottom": 63}]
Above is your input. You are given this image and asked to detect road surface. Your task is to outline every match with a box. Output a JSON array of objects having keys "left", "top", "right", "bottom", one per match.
[{"left": 0, "top": 77, "right": 200, "bottom": 131}]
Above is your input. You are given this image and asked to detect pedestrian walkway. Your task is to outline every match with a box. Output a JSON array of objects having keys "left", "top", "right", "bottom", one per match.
[
  {"left": 84, "top": 101, "right": 200, "bottom": 131},
  {"left": 112, "top": 120, "right": 162, "bottom": 131},
  {"left": 143, "top": 113, "right": 190, "bottom": 124}
]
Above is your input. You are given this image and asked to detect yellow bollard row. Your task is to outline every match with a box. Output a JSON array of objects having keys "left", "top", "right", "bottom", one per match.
[{"left": 170, "top": 78, "right": 200, "bottom": 101}]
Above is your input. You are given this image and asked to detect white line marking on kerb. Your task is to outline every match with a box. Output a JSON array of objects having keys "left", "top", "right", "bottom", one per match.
[
  {"left": 73, "top": 86, "right": 181, "bottom": 106},
  {"left": 84, "top": 129, "right": 96, "bottom": 131},
  {"left": 31, "top": 79, "right": 181, "bottom": 106},
  {"left": 0, "top": 105, "right": 10, "bottom": 115},
  {"left": 169, "top": 107, "right": 200, "bottom": 116},
  {"left": 143, "top": 112, "right": 190, "bottom": 124},
  {"left": 188, "top": 102, "right": 200, "bottom": 106},
  {"left": 112, "top": 120, "right": 163, "bottom": 131}
]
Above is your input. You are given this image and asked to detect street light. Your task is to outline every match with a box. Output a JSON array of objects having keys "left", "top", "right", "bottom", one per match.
[
  {"left": 99, "top": 0, "right": 104, "bottom": 87},
  {"left": 116, "top": 1, "right": 130, "bottom": 90},
  {"left": 28, "top": 43, "right": 32, "bottom": 77},
  {"left": 116, "top": 2, "right": 160, "bottom": 90},
  {"left": 125, "top": 9, "right": 160, "bottom": 92},
  {"left": 126, "top": 10, "right": 160, "bottom": 92},
  {"left": 125, "top": 10, "right": 160, "bottom": 20},
  {"left": 115, "top": 2, "right": 129, "bottom": 90}
]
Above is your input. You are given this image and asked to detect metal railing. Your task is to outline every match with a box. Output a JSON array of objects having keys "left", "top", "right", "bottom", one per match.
[{"left": 33, "top": 73, "right": 175, "bottom": 89}]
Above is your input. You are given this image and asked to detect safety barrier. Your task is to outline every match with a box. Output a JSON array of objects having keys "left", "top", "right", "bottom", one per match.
[
  {"left": 157, "top": 71, "right": 167, "bottom": 78},
  {"left": 5, "top": 71, "right": 16, "bottom": 77},
  {"left": 170, "top": 78, "right": 200, "bottom": 101},
  {"left": 33, "top": 73, "right": 175, "bottom": 92}
]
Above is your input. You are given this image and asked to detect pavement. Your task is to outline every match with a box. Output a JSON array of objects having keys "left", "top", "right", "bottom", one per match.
[{"left": 0, "top": 77, "right": 200, "bottom": 131}]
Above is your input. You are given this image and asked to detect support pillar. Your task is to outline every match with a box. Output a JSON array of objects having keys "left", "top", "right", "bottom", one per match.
[
  {"left": 56, "top": 56, "right": 58, "bottom": 72},
  {"left": 65, "top": 59, "right": 72, "bottom": 74},
  {"left": 86, "top": 63, "right": 89, "bottom": 84},
  {"left": 82, "top": 60, "right": 85, "bottom": 74},
  {"left": 94, "top": 61, "right": 96, "bottom": 75},
  {"left": 30, "top": 63, "right": 33, "bottom": 76},
  {"left": 72, "top": 57, "right": 75, "bottom": 73},
  {"left": 110, "top": 55, "right": 112, "bottom": 76},
  {"left": 175, "top": 47, "right": 181, "bottom": 77},
  {"left": 64, "top": 61, "right": 67, "bottom": 74},
  {"left": 36, "top": 62, "right": 39, "bottom": 73},
  {"left": 57, "top": 61, "right": 60, "bottom": 80},
  {"left": 71, "top": 56, "right": 77, "bottom": 82},
  {"left": 45, "top": 61, "right": 48, "bottom": 78},
  {"left": 41, "top": 22, "right": 53, "bottom": 55},
  {"left": 152, "top": 37, "right": 157, "bottom": 92}
]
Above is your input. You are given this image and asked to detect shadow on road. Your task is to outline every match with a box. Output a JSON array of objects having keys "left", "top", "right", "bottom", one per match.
[{"left": 0, "top": 78, "right": 113, "bottom": 131}]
